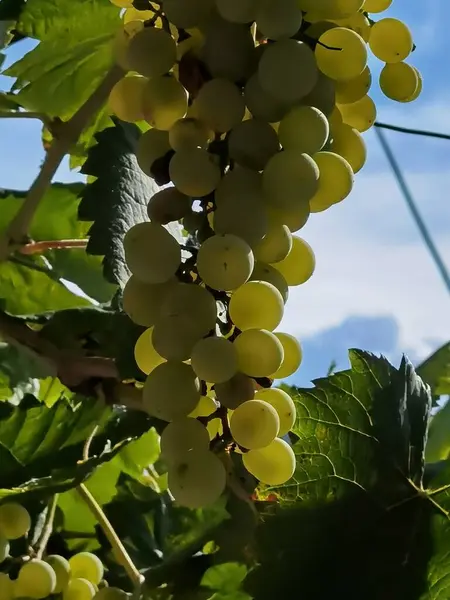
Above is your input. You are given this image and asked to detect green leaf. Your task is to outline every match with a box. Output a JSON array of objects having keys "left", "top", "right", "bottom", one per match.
[
  {"left": 425, "top": 399, "right": 450, "bottom": 463},
  {"left": 201, "top": 563, "right": 248, "bottom": 593},
  {"left": 118, "top": 428, "right": 160, "bottom": 479},
  {"left": 417, "top": 342, "right": 450, "bottom": 397}
]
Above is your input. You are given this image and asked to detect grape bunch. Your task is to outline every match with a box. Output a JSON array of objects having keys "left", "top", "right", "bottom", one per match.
[{"left": 107, "top": 0, "right": 421, "bottom": 508}]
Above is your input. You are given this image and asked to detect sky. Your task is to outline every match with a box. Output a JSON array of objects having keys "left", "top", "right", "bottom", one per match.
[{"left": 0, "top": 0, "right": 449, "bottom": 388}]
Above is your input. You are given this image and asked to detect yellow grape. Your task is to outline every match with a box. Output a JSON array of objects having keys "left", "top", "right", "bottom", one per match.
[
  {"left": 169, "top": 118, "right": 212, "bottom": 152},
  {"left": 244, "top": 74, "right": 289, "bottom": 123},
  {"left": 123, "top": 222, "right": 181, "bottom": 284},
  {"left": 266, "top": 202, "right": 310, "bottom": 235},
  {"left": 143, "top": 362, "right": 200, "bottom": 421},
  {"left": 334, "top": 66, "right": 372, "bottom": 104},
  {"left": 334, "top": 12, "right": 371, "bottom": 42},
  {"left": 230, "top": 400, "right": 279, "bottom": 449},
  {"left": 194, "top": 78, "right": 245, "bottom": 133},
  {"left": 363, "top": 0, "right": 392, "bottom": 12},
  {"left": 151, "top": 314, "right": 203, "bottom": 361},
  {"left": 190, "top": 395, "right": 218, "bottom": 418},
  {"left": 300, "top": 72, "right": 336, "bottom": 117},
  {"left": 369, "top": 18, "right": 413, "bottom": 63},
  {"left": 273, "top": 237, "right": 315, "bottom": 286},
  {"left": 278, "top": 106, "right": 329, "bottom": 155},
  {"left": 256, "top": 0, "right": 303, "bottom": 40},
  {"left": 258, "top": 39, "right": 318, "bottom": 103},
  {"left": 136, "top": 128, "right": 171, "bottom": 178},
  {"left": 169, "top": 148, "right": 221, "bottom": 197},
  {"left": 196, "top": 234, "right": 254, "bottom": 291},
  {"left": 338, "top": 95, "right": 376, "bottom": 132},
  {"left": 404, "top": 67, "right": 423, "bottom": 102},
  {"left": 134, "top": 328, "right": 165, "bottom": 375},
  {"left": 125, "top": 27, "right": 176, "bottom": 78},
  {"left": 123, "top": 276, "right": 174, "bottom": 327},
  {"left": 328, "top": 105, "right": 343, "bottom": 130},
  {"left": 113, "top": 21, "right": 144, "bottom": 69},
  {"left": 254, "top": 222, "right": 292, "bottom": 264},
  {"left": 44, "top": 555, "right": 71, "bottom": 594},
  {"left": 316, "top": 28, "right": 367, "bottom": 81},
  {"left": 215, "top": 372, "right": 255, "bottom": 409},
  {"left": 255, "top": 388, "right": 296, "bottom": 435},
  {"left": 168, "top": 449, "right": 226, "bottom": 508},
  {"left": 379, "top": 62, "right": 419, "bottom": 102},
  {"left": 234, "top": 329, "right": 284, "bottom": 377},
  {"left": 229, "top": 280, "right": 284, "bottom": 331},
  {"left": 110, "top": 0, "right": 133, "bottom": 6},
  {"left": 123, "top": 8, "right": 154, "bottom": 23},
  {"left": 329, "top": 124, "right": 366, "bottom": 174},
  {"left": 215, "top": 168, "right": 262, "bottom": 207},
  {"left": 191, "top": 337, "right": 238, "bottom": 383},
  {"left": 16, "top": 560, "right": 56, "bottom": 599},
  {"left": 108, "top": 76, "right": 146, "bottom": 123},
  {"left": 63, "top": 578, "right": 96, "bottom": 600},
  {"left": 309, "top": 151, "right": 354, "bottom": 212},
  {"left": 263, "top": 150, "right": 320, "bottom": 209},
  {"left": 272, "top": 332, "right": 303, "bottom": 379},
  {"left": 250, "top": 262, "right": 289, "bottom": 304},
  {"left": 161, "top": 418, "right": 210, "bottom": 463},
  {"left": 163, "top": 0, "right": 215, "bottom": 29},
  {"left": 213, "top": 195, "right": 268, "bottom": 248},
  {"left": 159, "top": 283, "right": 217, "bottom": 337},
  {"left": 0, "top": 502, "right": 31, "bottom": 539},
  {"left": 228, "top": 118, "right": 280, "bottom": 171},
  {"left": 69, "top": 553, "right": 104, "bottom": 586},
  {"left": 147, "top": 187, "right": 192, "bottom": 224},
  {"left": 143, "top": 75, "right": 188, "bottom": 130},
  {"left": 243, "top": 437, "right": 295, "bottom": 485},
  {"left": 325, "top": 0, "right": 365, "bottom": 18},
  {"left": 215, "top": 0, "right": 257, "bottom": 23},
  {"left": 0, "top": 536, "right": 9, "bottom": 563},
  {"left": 0, "top": 573, "right": 13, "bottom": 600}
]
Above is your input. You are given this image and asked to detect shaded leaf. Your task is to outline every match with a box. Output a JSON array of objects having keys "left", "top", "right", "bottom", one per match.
[
  {"left": 201, "top": 563, "right": 248, "bottom": 593},
  {"left": 417, "top": 341, "right": 450, "bottom": 397},
  {"left": 425, "top": 398, "right": 450, "bottom": 463}
]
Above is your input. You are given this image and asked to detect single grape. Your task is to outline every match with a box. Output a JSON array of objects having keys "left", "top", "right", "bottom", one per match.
[
  {"left": 250, "top": 262, "right": 289, "bottom": 303},
  {"left": 69, "top": 552, "right": 104, "bottom": 586},
  {"left": 338, "top": 95, "right": 376, "bottom": 132},
  {"left": 108, "top": 76, "right": 147, "bottom": 123},
  {"left": 0, "top": 502, "right": 31, "bottom": 539},
  {"left": 194, "top": 79, "right": 245, "bottom": 133},
  {"left": 196, "top": 234, "right": 254, "bottom": 291},
  {"left": 309, "top": 151, "right": 354, "bottom": 212},
  {"left": 213, "top": 195, "right": 268, "bottom": 248},
  {"left": 169, "top": 118, "right": 212, "bottom": 152},
  {"left": 189, "top": 395, "right": 218, "bottom": 418},
  {"left": 403, "top": 67, "right": 422, "bottom": 102},
  {"left": 315, "top": 28, "right": 367, "bottom": 81},
  {"left": 230, "top": 400, "right": 279, "bottom": 449},
  {"left": 125, "top": 27, "right": 176, "bottom": 78},
  {"left": 134, "top": 328, "right": 165, "bottom": 375},
  {"left": 273, "top": 236, "right": 315, "bottom": 286},
  {"left": 334, "top": 65, "right": 372, "bottom": 104},
  {"left": 215, "top": 168, "right": 262, "bottom": 207},
  {"left": 147, "top": 187, "right": 192, "bottom": 225},
  {"left": 162, "top": 0, "right": 215, "bottom": 28},
  {"left": 369, "top": 18, "right": 413, "bottom": 63},
  {"left": 300, "top": 72, "right": 336, "bottom": 116},
  {"left": 215, "top": 372, "right": 255, "bottom": 409},
  {"left": 328, "top": 105, "right": 343, "bottom": 130},
  {"left": 113, "top": 20, "right": 144, "bottom": 70},
  {"left": 329, "top": 124, "right": 366, "bottom": 174},
  {"left": 363, "top": 0, "right": 392, "bottom": 12},
  {"left": 169, "top": 148, "right": 221, "bottom": 197},
  {"left": 244, "top": 74, "right": 289, "bottom": 123},
  {"left": 229, "top": 280, "right": 284, "bottom": 331},
  {"left": 168, "top": 449, "right": 226, "bottom": 508},
  {"left": 191, "top": 337, "right": 238, "bottom": 383},
  {"left": 122, "top": 276, "right": 174, "bottom": 327},
  {"left": 136, "top": 128, "right": 171, "bottom": 178},
  {"left": 94, "top": 588, "right": 129, "bottom": 600},
  {"left": 243, "top": 438, "right": 295, "bottom": 485},
  {"left": 63, "top": 578, "right": 96, "bottom": 600},
  {"left": 16, "top": 560, "right": 56, "bottom": 599},
  {"left": 0, "top": 536, "right": 9, "bottom": 563},
  {"left": 142, "top": 75, "right": 188, "bottom": 130},
  {"left": 254, "top": 222, "right": 292, "bottom": 264},
  {"left": 44, "top": 555, "right": 71, "bottom": 594},
  {"left": 379, "top": 62, "right": 419, "bottom": 102},
  {"left": 152, "top": 313, "right": 203, "bottom": 361},
  {"left": 271, "top": 332, "right": 303, "bottom": 379},
  {"left": 255, "top": 388, "right": 296, "bottom": 435},
  {"left": 159, "top": 283, "right": 217, "bottom": 337},
  {"left": 256, "top": 0, "right": 303, "bottom": 40},
  {"left": 161, "top": 418, "right": 210, "bottom": 463},
  {"left": 278, "top": 106, "right": 329, "bottom": 155},
  {"left": 266, "top": 203, "right": 310, "bottom": 236},
  {"left": 0, "top": 573, "right": 13, "bottom": 600},
  {"left": 215, "top": 0, "right": 257, "bottom": 23},
  {"left": 228, "top": 119, "right": 280, "bottom": 171},
  {"left": 234, "top": 329, "right": 284, "bottom": 378}
]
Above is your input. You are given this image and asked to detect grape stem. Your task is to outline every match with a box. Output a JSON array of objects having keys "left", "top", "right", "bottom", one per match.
[
  {"left": 20, "top": 239, "right": 89, "bottom": 254},
  {"left": 35, "top": 494, "right": 59, "bottom": 559}
]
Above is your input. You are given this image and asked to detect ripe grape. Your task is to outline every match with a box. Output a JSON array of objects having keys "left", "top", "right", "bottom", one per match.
[
  {"left": 309, "top": 151, "right": 354, "bottom": 212},
  {"left": 134, "top": 328, "right": 165, "bottom": 375},
  {"left": 194, "top": 79, "right": 245, "bottom": 133},
  {"left": 256, "top": 0, "right": 303, "bottom": 40},
  {"left": 191, "top": 337, "right": 238, "bottom": 383},
  {"left": 190, "top": 395, "right": 218, "bottom": 418},
  {"left": 108, "top": 76, "right": 147, "bottom": 123},
  {"left": 93, "top": 588, "right": 129, "bottom": 600},
  {"left": 169, "top": 118, "right": 211, "bottom": 152},
  {"left": 273, "top": 237, "right": 315, "bottom": 286},
  {"left": 300, "top": 72, "right": 336, "bottom": 116},
  {"left": 168, "top": 449, "right": 226, "bottom": 508},
  {"left": 159, "top": 283, "right": 217, "bottom": 337},
  {"left": 263, "top": 150, "right": 319, "bottom": 209},
  {"left": 161, "top": 418, "right": 210, "bottom": 463},
  {"left": 278, "top": 106, "right": 329, "bottom": 155},
  {"left": 255, "top": 388, "right": 296, "bottom": 435},
  {"left": 335, "top": 11, "right": 371, "bottom": 42},
  {"left": 69, "top": 552, "right": 104, "bottom": 585},
  {"left": 215, "top": 373, "right": 255, "bottom": 409},
  {"left": 234, "top": 329, "right": 284, "bottom": 377},
  {"left": 338, "top": 95, "right": 376, "bottom": 132},
  {"left": 243, "top": 437, "right": 295, "bottom": 485},
  {"left": 147, "top": 187, "right": 192, "bottom": 224},
  {"left": 329, "top": 123, "right": 366, "bottom": 174},
  {"left": 122, "top": 276, "right": 174, "bottom": 327},
  {"left": 228, "top": 119, "right": 280, "bottom": 171},
  {"left": 379, "top": 62, "right": 420, "bottom": 102},
  {"left": 363, "top": 0, "right": 392, "bottom": 12},
  {"left": 254, "top": 222, "right": 292, "bottom": 264},
  {"left": 250, "top": 262, "right": 289, "bottom": 304},
  {"left": 215, "top": 168, "right": 262, "bottom": 207},
  {"left": 258, "top": 39, "right": 318, "bottom": 103},
  {"left": 229, "top": 280, "right": 284, "bottom": 331},
  {"left": 0, "top": 536, "right": 9, "bottom": 562},
  {"left": 196, "top": 234, "right": 254, "bottom": 291},
  {"left": 334, "top": 66, "right": 372, "bottom": 104},
  {"left": 369, "top": 18, "right": 413, "bottom": 63},
  {"left": 125, "top": 27, "right": 176, "bottom": 78},
  {"left": 328, "top": 105, "right": 343, "bottom": 130},
  {"left": 123, "top": 222, "right": 181, "bottom": 284},
  {"left": 44, "top": 555, "right": 71, "bottom": 594},
  {"left": 271, "top": 332, "right": 303, "bottom": 379},
  {"left": 142, "top": 75, "right": 188, "bottom": 130},
  {"left": 404, "top": 67, "right": 422, "bottom": 102},
  {"left": 113, "top": 20, "right": 144, "bottom": 70},
  {"left": 329, "top": 0, "right": 365, "bottom": 18},
  {"left": 315, "top": 28, "right": 367, "bottom": 81},
  {"left": 215, "top": 0, "right": 257, "bottom": 23},
  {"left": 230, "top": 400, "right": 279, "bottom": 449},
  {"left": 63, "top": 578, "right": 96, "bottom": 600},
  {"left": 151, "top": 313, "right": 202, "bottom": 361},
  {"left": 136, "top": 128, "right": 171, "bottom": 178},
  {"left": 0, "top": 573, "right": 13, "bottom": 600},
  {"left": 162, "top": 0, "right": 215, "bottom": 28},
  {"left": 213, "top": 195, "right": 268, "bottom": 248},
  {"left": 244, "top": 74, "right": 289, "bottom": 123},
  {"left": 169, "top": 148, "right": 221, "bottom": 197},
  {"left": 16, "top": 559, "right": 56, "bottom": 599},
  {"left": 143, "top": 362, "right": 200, "bottom": 421},
  {"left": 266, "top": 202, "right": 310, "bottom": 235},
  {"left": 0, "top": 502, "right": 31, "bottom": 539}
]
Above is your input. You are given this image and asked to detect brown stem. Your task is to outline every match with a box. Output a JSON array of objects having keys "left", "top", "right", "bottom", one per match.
[
  {"left": 35, "top": 494, "right": 59, "bottom": 559},
  {"left": 20, "top": 239, "right": 89, "bottom": 255}
]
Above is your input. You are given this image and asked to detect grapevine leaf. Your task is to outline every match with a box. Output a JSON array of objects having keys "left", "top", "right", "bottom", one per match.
[
  {"left": 417, "top": 341, "right": 450, "bottom": 398},
  {"left": 425, "top": 399, "right": 450, "bottom": 463},
  {"left": 201, "top": 563, "right": 249, "bottom": 594}
]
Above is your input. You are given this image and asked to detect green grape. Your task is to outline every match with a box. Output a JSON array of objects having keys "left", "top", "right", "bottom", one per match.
[
  {"left": 338, "top": 95, "right": 376, "bottom": 132},
  {"left": 123, "top": 276, "right": 175, "bottom": 327},
  {"left": 230, "top": 400, "right": 279, "bottom": 449},
  {"left": 108, "top": 76, "right": 147, "bottom": 123},
  {"left": 403, "top": 67, "right": 422, "bottom": 102},
  {"left": 266, "top": 202, "right": 310, "bottom": 235},
  {"left": 125, "top": 27, "right": 176, "bottom": 78},
  {"left": 16, "top": 560, "right": 56, "bottom": 599},
  {"left": 255, "top": 388, "right": 296, "bottom": 435},
  {"left": 134, "top": 328, "right": 165, "bottom": 375},
  {"left": 329, "top": 0, "right": 365, "bottom": 17},
  {"left": 147, "top": 187, "right": 192, "bottom": 224},
  {"left": 309, "top": 151, "right": 354, "bottom": 212},
  {"left": 123, "top": 222, "right": 181, "bottom": 284},
  {"left": 328, "top": 105, "right": 343, "bottom": 130},
  {"left": 228, "top": 119, "right": 280, "bottom": 171},
  {"left": 169, "top": 118, "right": 212, "bottom": 152},
  {"left": 363, "top": 0, "right": 392, "bottom": 12},
  {"left": 161, "top": 418, "right": 210, "bottom": 463},
  {"left": 215, "top": 168, "right": 262, "bottom": 207},
  {"left": 136, "top": 128, "right": 171, "bottom": 178},
  {"left": 329, "top": 123, "right": 366, "bottom": 174},
  {"left": 191, "top": 337, "right": 238, "bottom": 383},
  {"left": 300, "top": 72, "right": 336, "bottom": 117},
  {"left": 215, "top": 373, "right": 255, "bottom": 409},
  {"left": 44, "top": 555, "right": 71, "bottom": 594},
  {"left": 142, "top": 75, "right": 188, "bottom": 130},
  {"left": 304, "top": 19, "right": 337, "bottom": 41},
  {"left": 215, "top": 0, "right": 257, "bottom": 23},
  {"left": 334, "top": 65, "right": 372, "bottom": 104},
  {"left": 190, "top": 395, "right": 218, "bottom": 418},
  {"left": 258, "top": 39, "right": 318, "bottom": 103},
  {"left": 168, "top": 449, "right": 226, "bottom": 508},
  {"left": 143, "top": 361, "right": 200, "bottom": 421},
  {"left": 271, "top": 332, "right": 303, "bottom": 379},
  {"left": 256, "top": 0, "right": 303, "bottom": 40},
  {"left": 0, "top": 574, "right": 13, "bottom": 600},
  {"left": 379, "top": 62, "right": 419, "bottom": 102},
  {"left": 262, "top": 150, "right": 320, "bottom": 209},
  {"left": 254, "top": 222, "right": 292, "bottom": 264},
  {"left": 162, "top": 0, "right": 215, "bottom": 28},
  {"left": 94, "top": 588, "right": 129, "bottom": 600},
  {"left": 0, "top": 502, "right": 31, "bottom": 539},
  {"left": 250, "top": 262, "right": 289, "bottom": 303},
  {"left": 369, "top": 18, "right": 413, "bottom": 63},
  {"left": 159, "top": 283, "right": 217, "bottom": 337},
  {"left": 278, "top": 106, "right": 329, "bottom": 155},
  {"left": 63, "top": 578, "right": 96, "bottom": 600},
  {"left": 213, "top": 196, "right": 268, "bottom": 248},
  {"left": 197, "top": 234, "right": 254, "bottom": 291},
  {"left": 243, "top": 437, "right": 295, "bottom": 485},
  {"left": 229, "top": 280, "right": 284, "bottom": 331},
  {"left": 316, "top": 28, "right": 367, "bottom": 81},
  {"left": 0, "top": 536, "right": 9, "bottom": 562},
  {"left": 244, "top": 74, "right": 289, "bottom": 123},
  {"left": 335, "top": 11, "right": 371, "bottom": 41},
  {"left": 152, "top": 313, "right": 203, "bottom": 361},
  {"left": 273, "top": 236, "right": 315, "bottom": 286},
  {"left": 194, "top": 78, "right": 245, "bottom": 133},
  {"left": 113, "top": 20, "right": 144, "bottom": 70},
  {"left": 169, "top": 148, "right": 221, "bottom": 197},
  {"left": 234, "top": 329, "right": 284, "bottom": 378},
  {"left": 69, "top": 553, "right": 104, "bottom": 586}
]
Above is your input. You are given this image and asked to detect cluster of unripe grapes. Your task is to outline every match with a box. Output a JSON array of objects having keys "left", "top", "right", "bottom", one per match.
[
  {"left": 106, "top": 0, "right": 421, "bottom": 508},
  {"left": 0, "top": 502, "right": 126, "bottom": 600}
]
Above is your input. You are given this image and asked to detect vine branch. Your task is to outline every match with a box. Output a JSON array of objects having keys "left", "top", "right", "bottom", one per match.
[
  {"left": 20, "top": 239, "right": 89, "bottom": 254},
  {"left": 0, "top": 111, "right": 51, "bottom": 126},
  {"left": 35, "top": 494, "right": 59, "bottom": 559}
]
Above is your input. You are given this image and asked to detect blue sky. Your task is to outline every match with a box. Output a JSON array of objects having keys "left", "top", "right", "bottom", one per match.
[{"left": 1, "top": 0, "right": 449, "bottom": 387}]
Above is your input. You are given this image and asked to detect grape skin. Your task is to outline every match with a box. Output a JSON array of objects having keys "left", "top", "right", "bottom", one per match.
[
  {"left": 125, "top": 27, "right": 176, "bottom": 78},
  {"left": 369, "top": 18, "right": 413, "bottom": 63},
  {"left": 213, "top": 195, "right": 268, "bottom": 248},
  {"left": 379, "top": 62, "right": 419, "bottom": 102},
  {"left": 234, "top": 329, "right": 284, "bottom": 378},
  {"left": 122, "top": 276, "right": 175, "bottom": 327},
  {"left": 243, "top": 438, "right": 296, "bottom": 485},
  {"left": 147, "top": 188, "right": 192, "bottom": 225},
  {"left": 254, "top": 222, "right": 292, "bottom": 264},
  {"left": 278, "top": 106, "right": 329, "bottom": 155},
  {"left": 134, "top": 328, "right": 165, "bottom": 375},
  {"left": 169, "top": 148, "right": 221, "bottom": 197},
  {"left": 191, "top": 336, "right": 238, "bottom": 383},
  {"left": 108, "top": 76, "right": 147, "bottom": 123},
  {"left": 44, "top": 555, "right": 71, "bottom": 594},
  {"left": 63, "top": 577, "right": 96, "bottom": 600},
  {"left": 309, "top": 151, "right": 354, "bottom": 211},
  {"left": 230, "top": 399, "right": 280, "bottom": 449},
  {"left": 151, "top": 313, "right": 203, "bottom": 361},
  {"left": 338, "top": 95, "right": 377, "bottom": 133},
  {"left": 329, "top": 124, "right": 366, "bottom": 174},
  {"left": 16, "top": 559, "right": 57, "bottom": 599},
  {"left": 271, "top": 332, "right": 303, "bottom": 379},
  {"left": 194, "top": 78, "right": 245, "bottom": 133},
  {"left": 158, "top": 283, "right": 217, "bottom": 337},
  {"left": 273, "top": 237, "right": 315, "bottom": 286},
  {"left": 228, "top": 119, "right": 280, "bottom": 171},
  {"left": 316, "top": 28, "right": 367, "bottom": 81},
  {"left": 250, "top": 262, "right": 289, "bottom": 304},
  {"left": 256, "top": 0, "right": 303, "bottom": 41},
  {"left": 69, "top": 552, "right": 104, "bottom": 585},
  {"left": 229, "top": 280, "right": 284, "bottom": 331},
  {"left": 142, "top": 75, "right": 188, "bottom": 130},
  {"left": 136, "top": 129, "right": 171, "bottom": 178},
  {"left": 215, "top": 373, "right": 255, "bottom": 410},
  {"left": 161, "top": 418, "right": 210, "bottom": 463},
  {"left": 255, "top": 388, "right": 296, "bottom": 436},
  {"left": 197, "top": 234, "right": 254, "bottom": 291},
  {"left": 334, "top": 66, "right": 372, "bottom": 105},
  {"left": 0, "top": 502, "right": 31, "bottom": 539}
]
